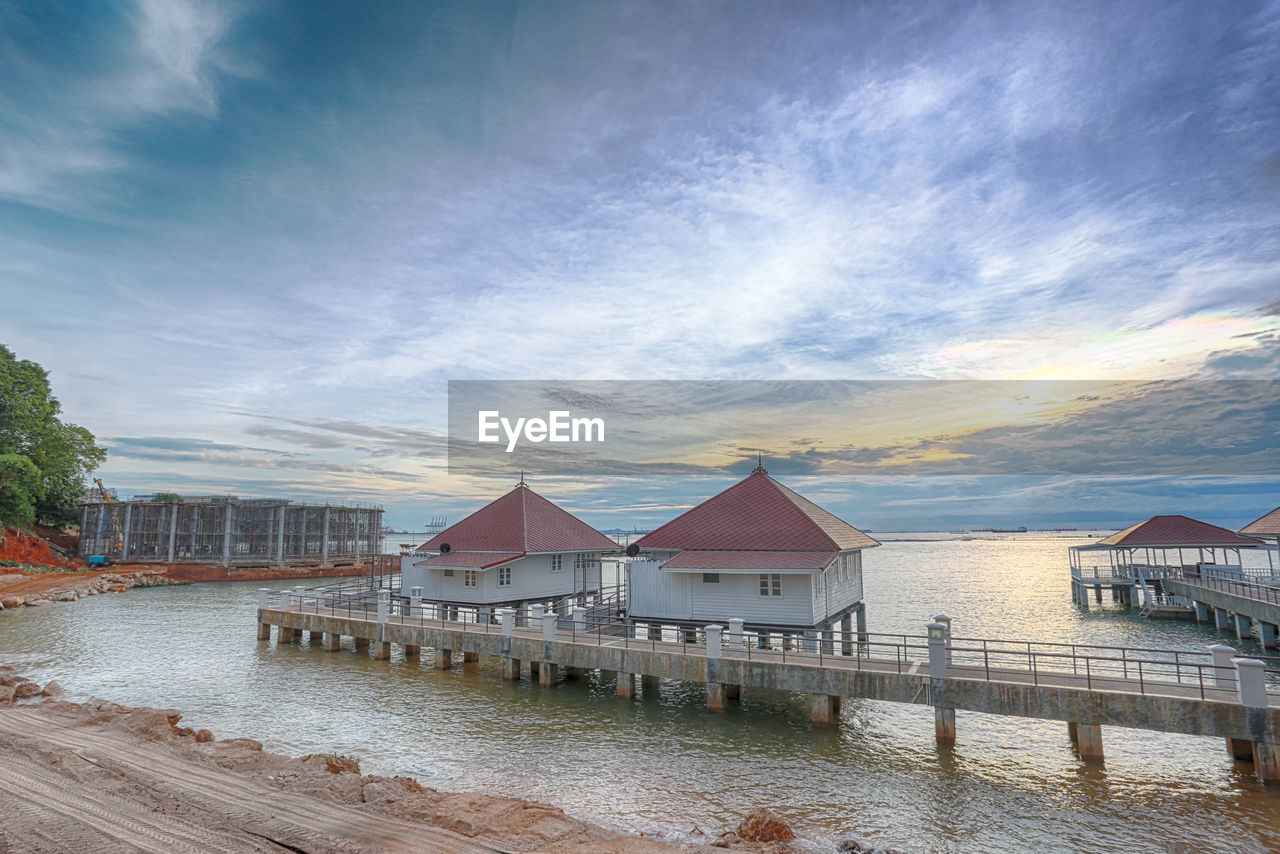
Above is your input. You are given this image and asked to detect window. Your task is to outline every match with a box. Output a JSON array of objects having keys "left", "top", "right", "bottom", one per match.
[
  {"left": 498, "top": 565, "right": 511, "bottom": 586},
  {"left": 702, "top": 573, "right": 720, "bottom": 583},
  {"left": 550, "top": 554, "right": 562, "bottom": 572},
  {"left": 443, "top": 569, "right": 454, "bottom": 577},
  {"left": 759, "top": 573, "right": 781, "bottom": 596},
  {"left": 463, "top": 570, "right": 477, "bottom": 588},
  {"left": 573, "top": 553, "right": 585, "bottom": 573}
]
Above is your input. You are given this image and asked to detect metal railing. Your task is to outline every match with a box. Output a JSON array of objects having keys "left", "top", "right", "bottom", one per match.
[{"left": 1163, "top": 567, "right": 1280, "bottom": 606}]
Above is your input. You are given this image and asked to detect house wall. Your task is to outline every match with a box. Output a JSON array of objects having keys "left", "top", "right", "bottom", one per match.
[
  {"left": 627, "top": 560, "right": 821, "bottom": 626},
  {"left": 814, "top": 550, "right": 864, "bottom": 622},
  {"left": 399, "top": 552, "right": 601, "bottom": 605}
]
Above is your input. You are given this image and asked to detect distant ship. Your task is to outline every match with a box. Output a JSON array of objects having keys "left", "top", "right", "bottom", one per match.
[{"left": 970, "top": 526, "right": 1028, "bottom": 533}]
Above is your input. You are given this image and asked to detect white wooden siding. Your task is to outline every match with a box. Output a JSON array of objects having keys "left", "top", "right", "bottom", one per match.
[
  {"left": 399, "top": 552, "right": 602, "bottom": 605},
  {"left": 627, "top": 560, "right": 819, "bottom": 625}
]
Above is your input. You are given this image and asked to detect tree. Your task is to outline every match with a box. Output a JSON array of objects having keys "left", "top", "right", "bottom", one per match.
[{"left": 0, "top": 344, "right": 107, "bottom": 527}]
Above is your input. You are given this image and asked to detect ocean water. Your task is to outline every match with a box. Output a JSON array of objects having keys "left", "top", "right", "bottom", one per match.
[{"left": 2, "top": 532, "right": 1278, "bottom": 853}]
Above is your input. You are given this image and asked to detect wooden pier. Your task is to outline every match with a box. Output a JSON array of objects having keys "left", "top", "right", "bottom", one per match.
[{"left": 256, "top": 589, "right": 1280, "bottom": 784}]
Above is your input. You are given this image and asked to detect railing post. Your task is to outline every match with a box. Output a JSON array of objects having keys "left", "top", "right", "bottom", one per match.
[
  {"left": 499, "top": 607, "right": 516, "bottom": 637},
  {"left": 292, "top": 585, "right": 306, "bottom": 610},
  {"left": 530, "top": 603, "right": 545, "bottom": 626},
  {"left": 928, "top": 622, "right": 947, "bottom": 679},
  {"left": 934, "top": 614, "right": 952, "bottom": 664},
  {"left": 571, "top": 606, "right": 587, "bottom": 635},
  {"left": 280, "top": 589, "right": 293, "bottom": 612},
  {"left": 705, "top": 625, "right": 723, "bottom": 659},
  {"left": 1236, "top": 658, "right": 1267, "bottom": 708},
  {"left": 258, "top": 588, "right": 271, "bottom": 610},
  {"left": 376, "top": 589, "right": 390, "bottom": 623},
  {"left": 728, "top": 618, "right": 745, "bottom": 649},
  {"left": 542, "top": 609, "right": 557, "bottom": 642},
  {"left": 409, "top": 586, "right": 422, "bottom": 617},
  {"left": 1210, "top": 644, "right": 1237, "bottom": 690}
]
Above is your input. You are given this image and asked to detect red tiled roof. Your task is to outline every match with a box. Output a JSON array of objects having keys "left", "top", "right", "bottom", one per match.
[
  {"left": 659, "top": 549, "right": 838, "bottom": 572},
  {"left": 634, "top": 469, "right": 879, "bottom": 552},
  {"left": 1241, "top": 506, "right": 1280, "bottom": 536},
  {"left": 413, "top": 551, "right": 522, "bottom": 570},
  {"left": 1095, "top": 515, "right": 1265, "bottom": 547},
  {"left": 417, "top": 485, "right": 618, "bottom": 553}
]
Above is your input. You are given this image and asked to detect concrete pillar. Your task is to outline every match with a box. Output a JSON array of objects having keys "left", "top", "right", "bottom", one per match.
[
  {"left": 1236, "top": 658, "right": 1267, "bottom": 708},
  {"left": 1094, "top": 586, "right": 1102, "bottom": 603},
  {"left": 323, "top": 632, "right": 341, "bottom": 652},
  {"left": 841, "top": 613, "right": 854, "bottom": 656},
  {"left": 372, "top": 641, "right": 390, "bottom": 660},
  {"left": 1078, "top": 586, "right": 1089, "bottom": 610},
  {"left": 1234, "top": 613, "right": 1250, "bottom": 642},
  {"left": 1075, "top": 724, "right": 1103, "bottom": 760},
  {"left": 531, "top": 603, "right": 546, "bottom": 627},
  {"left": 934, "top": 614, "right": 953, "bottom": 664},
  {"left": 221, "top": 503, "right": 234, "bottom": 567},
  {"left": 1254, "top": 741, "right": 1280, "bottom": 784},
  {"left": 617, "top": 672, "right": 634, "bottom": 699},
  {"left": 320, "top": 506, "right": 331, "bottom": 564},
  {"left": 935, "top": 708, "right": 956, "bottom": 743},
  {"left": 275, "top": 505, "right": 285, "bottom": 564},
  {"left": 404, "top": 644, "right": 420, "bottom": 656},
  {"left": 707, "top": 681, "right": 725, "bottom": 713},
  {"left": 705, "top": 625, "right": 723, "bottom": 658},
  {"left": 1255, "top": 620, "right": 1278, "bottom": 650},
  {"left": 1227, "top": 738, "right": 1255, "bottom": 760},
  {"left": 541, "top": 609, "right": 557, "bottom": 642},
  {"left": 927, "top": 623, "right": 947, "bottom": 679},
  {"left": 856, "top": 606, "right": 868, "bottom": 655},
  {"left": 1068, "top": 721, "right": 1078, "bottom": 743},
  {"left": 410, "top": 587, "right": 423, "bottom": 618},
  {"left": 279, "top": 626, "right": 296, "bottom": 643},
  {"left": 539, "top": 662, "right": 559, "bottom": 687},
  {"left": 728, "top": 618, "right": 745, "bottom": 650},
  {"left": 499, "top": 607, "right": 516, "bottom": 636},
  {"left": 571, "top": 606, "right": 587, "bottom": 636},
  {"left": 502, "top": 657, "right": 521, "bottom": 680},
  {"left": 121, "top": 503, "right": 132, "bottom": 558},
  {"left": 811, "top": 694, "right": 838, "bottom": 726},
  {"left": 435, "top": 649, "right": 452, "bottom": 669},
  {"left": 1194, "top": 601, "right": 1210, "bottom": 623},
  {"left": 257, "top": 622, "right": 271, "bottom": 641},
  {"left": 167, "top": 503, "right": 178, "bottom": 562},
  {"left": 1215, "top": 608, "right": 1231, "bottom": 632},
  {"left": 377, "top": 590, "right": 390, "bottom": 624}
]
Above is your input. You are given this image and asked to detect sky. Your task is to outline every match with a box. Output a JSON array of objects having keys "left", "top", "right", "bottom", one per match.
[{"left": 2, "top": 0, "right": 1279, "bottom": 532}]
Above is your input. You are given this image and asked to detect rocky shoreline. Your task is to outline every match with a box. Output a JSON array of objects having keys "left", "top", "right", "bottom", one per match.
[
  {"left": 0, "top": 668, "right": 912, "bottom": 853},
  {"left": 0, "top": 568, "right": 181, "bottom": 611}
]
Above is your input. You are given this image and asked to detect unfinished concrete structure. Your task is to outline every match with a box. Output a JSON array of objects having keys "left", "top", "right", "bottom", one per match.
[{"left": 78, "top": 494, "right": 382, "bottom": 566}]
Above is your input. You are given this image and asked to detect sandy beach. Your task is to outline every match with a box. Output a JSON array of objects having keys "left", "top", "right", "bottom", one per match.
[{"left": 0, "top": 673, "right": 768, "bottom": 854}]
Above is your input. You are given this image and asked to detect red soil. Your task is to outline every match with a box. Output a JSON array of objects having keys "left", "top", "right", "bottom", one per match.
[{"left": 0, "top": 527, "right": 84, "bottom": 571}]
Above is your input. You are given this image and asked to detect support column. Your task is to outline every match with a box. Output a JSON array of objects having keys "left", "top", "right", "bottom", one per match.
[
  {"left": 121, "top": 503, "right": 132, "bottom": 558},
  {"left": 257, "top": 622, "right": 271, "bottom": 641},
  {"left": 372, "top": 641, "right": 390, "bottom": 660},
  {"left": 617, "top": 672, "right": 634, "bottom": 699},
  {"left": 1094, "top": 586, "right": 1102, "bottom": 603},
  {"left": 1078, "top": 586, "right": 1089, "bottom": 610},
  {"left": 167, "top": 503, "right": 178, "bottom": 562},
  {"left": 221, "top": 503, "right": 234, "bottom": 567},
  {"left": 707, "top": 681, "right": 725, "bottom": 713},
  {"left": 279, "top": 626, "right": 296, "bottom": 643},
  {"left": 856, "top": 606, "right": 868, "bottom": 653},
  {"left": 502, "top": 657, "right": 521, "bottom": 680},
  {"left": 811, "top": 694, "right": 838, "bottom": 727},
  {"left": 539, "top": 662, "right": 559, "bottom": 687},
  {"left": 1215, "top": 608, "right": 1231, "bottom": 632},
  {"left": 275, "top": 505, "right": 285, "bottom": 565},
  {"left": 435, "top": 648, "right": 452, "bottom": 669},
  {"left": 1074, "top": 723, "right": 1103, "bottom": 760},
  {"left": 1255, "top": 620, "right": 1277, "bottom": 650},
  {"left": 1254, "top": 741, "right": 1280, "bottom": 784},
  {"left": 934, "top": 708, "right": 956, "bottom": 743},
  {"left": 323, "top": 632, "right": 341, "bottom": 652},
  {"left": 1234, "top": 613, "right": 1250, "bottom": 642},
  {"left": 321, "top": 506, "right": 331, "bottom": 565},
  {"left": 1227, "top": 738, "right": 1255, "bottom": 760},
  {"left": 1194, "top": 601, "right": 1209, "bottom": 623}
]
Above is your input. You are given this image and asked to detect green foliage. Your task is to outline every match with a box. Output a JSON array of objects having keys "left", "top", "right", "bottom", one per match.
[
  {"left": 153, "top": 493, "right": 183, "bottom": 503},
  {"left": 0, "top": 344, "right": 107, "bottom": 527}
]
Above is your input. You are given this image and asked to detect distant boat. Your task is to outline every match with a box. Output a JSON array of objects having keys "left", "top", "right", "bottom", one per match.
[{"left": 969, "top": 526, "right": 1028, "bottom": 533}]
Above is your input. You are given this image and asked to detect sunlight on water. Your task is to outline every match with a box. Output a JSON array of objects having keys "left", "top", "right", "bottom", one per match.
[{"left": 2, "top": 534, "right": 1278, "bottom": 852}]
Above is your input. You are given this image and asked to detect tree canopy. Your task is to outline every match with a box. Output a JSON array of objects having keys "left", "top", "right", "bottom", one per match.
[{"left": 0, "top": 344, "right": 106, "bottom": 528}]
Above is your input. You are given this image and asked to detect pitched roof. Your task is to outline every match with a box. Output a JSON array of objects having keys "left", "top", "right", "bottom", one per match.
[
  {"left": 634, "top": 468, "right": 879, "bottom": 552},
  {"left": 659, "top": 549, "right": 838, "bottom": 572},
  {"left": 1094, "top": 515, "right": 1265, "bottom": 547},
  {"left": 413, "top": 552, "right": 522, "bottom": 570},
  {"left": 1241, "top": 506, "right": 1280, "bottom": 536},
  {"left": 418, "top": 484, "right": 618, "bottom": 554}
]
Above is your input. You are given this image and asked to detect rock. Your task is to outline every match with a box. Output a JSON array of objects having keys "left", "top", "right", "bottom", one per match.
[
  {"left": 838, "top": 839, "right": 907, "bottom": 854},
  {"left": 13, "top": 681, "right": 41, "bottom": 699},
  {"left": 736, "top": 808, "right": 796, "bottom": 843},
  {"left": 0, "top": 674, "right": 19, "bottom": 687},
  {"left": 221, "top": 737, "right": 264, "bottom": 752},
  {"left": 1, "top": 596, "right": 22, "bottom": 609},
  {"left": 40, "top": 680, "right": 62, "bottom": 699},
  {"left": 54, "top": 590, "right": 78, "bottom": 602},
  {"left": 107, "top": 584, "right": 130, "bottom": 593},
  {"left": 301, "top": 753, "right": 361, "bottom": 775},
  {"left": 0, "top": 684, "right": 14, "bottom": 703},
  {"left": 195, "top": 729, "right": 214, "bottom": 743},
  {"left": 23, "top": 598, "right": 51, "bottom": 607},
  {"left": 0, "top": 665, "right": 12, "bottom": 672},
  {"left": 176, "top": 727, "right": 195, "bottom": 737}
]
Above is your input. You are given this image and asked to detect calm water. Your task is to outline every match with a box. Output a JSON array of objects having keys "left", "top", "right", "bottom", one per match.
[{"left": 3, "top": 533, "right": 1279, "bottom": 853}]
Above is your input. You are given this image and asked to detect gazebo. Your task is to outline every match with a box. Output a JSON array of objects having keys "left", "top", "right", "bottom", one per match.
[
  {"left": 1240, "top": 505, "right": 1280, "bottom": 551},
  {"left": 1069, "top": 515, "right": 1272, "bottom": 608}
]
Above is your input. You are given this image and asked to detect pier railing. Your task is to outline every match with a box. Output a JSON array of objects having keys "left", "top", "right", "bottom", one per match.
[
  {"left": 1163, "top": 567, "right": 1280, "bottom": 606},
  {"left": 261, "top": 587, "right": 1280, "bottom": 699}
]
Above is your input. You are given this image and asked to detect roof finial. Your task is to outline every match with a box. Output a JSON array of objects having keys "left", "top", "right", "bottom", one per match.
[
  {"left": 753, "top": 453, "right": 767, "bottom": 474},
  {"left": 517, "top": 470, "right": 527, "bottom": 488}
]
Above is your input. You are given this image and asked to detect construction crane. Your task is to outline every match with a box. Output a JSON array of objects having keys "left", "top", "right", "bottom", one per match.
[{"left": 90, "top": 478, "right": 124, "bottom": 564}]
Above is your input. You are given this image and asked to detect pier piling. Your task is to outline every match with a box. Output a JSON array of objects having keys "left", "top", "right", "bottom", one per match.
[
  {"left": 617, "top": 673, "right": 634, "bottom": 698},
  {"left": 323, "top": 632, "right": 341, "bottom": 652}
]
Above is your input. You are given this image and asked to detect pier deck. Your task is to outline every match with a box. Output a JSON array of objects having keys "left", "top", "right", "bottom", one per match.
[{"left": 256, "top": 591, "right": 1280, "bottom": 783}]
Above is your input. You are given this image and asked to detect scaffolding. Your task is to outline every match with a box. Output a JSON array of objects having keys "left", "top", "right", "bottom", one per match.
[{"left": 77, "top": 494, "right": 384, "bottom": 566}]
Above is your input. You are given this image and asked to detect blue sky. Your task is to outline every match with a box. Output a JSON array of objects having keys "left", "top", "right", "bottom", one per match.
[{"left": 2, "top": 1, "right": 1279, "bottom": 531}]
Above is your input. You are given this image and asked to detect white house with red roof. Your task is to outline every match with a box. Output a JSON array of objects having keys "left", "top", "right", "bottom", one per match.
[
  {"left": 401, "top": 480, "right": 619, "bottom": 607},
  {"left": 626, "top": 464, "right": 879, "bottom": 629},
  {"left": 1241, "top": 505, "right": 1280, "bottom": 550},
  {"left": 1069, "top": 514, "right": 1275, "bottom": 608}
]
